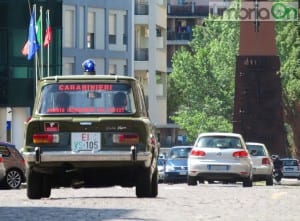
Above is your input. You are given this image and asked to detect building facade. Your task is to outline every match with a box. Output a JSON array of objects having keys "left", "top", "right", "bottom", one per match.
[{"left": 0, "top": 0, "right": 169, "bottom": 148}]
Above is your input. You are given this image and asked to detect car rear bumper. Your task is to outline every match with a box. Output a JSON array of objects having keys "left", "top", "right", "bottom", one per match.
[
  {"left": 23, "top": 150, "right": 153, "bottom": 165},
  {"left": 282, "top": 172, "right": 300, "bottom": 178}
]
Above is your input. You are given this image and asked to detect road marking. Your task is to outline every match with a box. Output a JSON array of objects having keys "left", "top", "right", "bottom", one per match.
[{"left": 271, "top": 191, "right": 287, "bottom": 199}]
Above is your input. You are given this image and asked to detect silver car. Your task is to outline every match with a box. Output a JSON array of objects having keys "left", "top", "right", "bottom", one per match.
[
  {"left": 188, "top": 132, "right": 253, "bottom": 187},
  {"left": 246, "top": 142, "right": 274, "bottom": 186}
]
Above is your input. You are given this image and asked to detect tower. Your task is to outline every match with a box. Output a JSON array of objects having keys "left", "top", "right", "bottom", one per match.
[{"left": 233, "top": 0, "right": 288, "bottom": 156}]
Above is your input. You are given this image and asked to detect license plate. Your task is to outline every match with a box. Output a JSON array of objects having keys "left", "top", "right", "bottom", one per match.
[
  {"left": 71, "top": 132, "right": 101, "bottom": 151},
  {"left": 179, "top": 171, "right": 187, "bottom": 175},
  {"left": 209, "top": 165, "right": 228, "bottom": 171},
  {"left": 284, "top": 168, "right": 294, "bottom": 171}
]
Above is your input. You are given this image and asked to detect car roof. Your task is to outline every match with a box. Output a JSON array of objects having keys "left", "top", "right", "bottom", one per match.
[
  {"left": 281, "top": 158, "right": 299, "bottom": 161},
  {"left": 41, "top": 75, "right": 136, "bottom": 82},
  {"left": 197, "top": 132, "right": 243, "bottom": 138},
  {"left": 0, "top": 141, "right": 15, "bottom": 147},
  {"left": 170, "top": 146, "right": 193, "bottom": 149},
  {"left": 245, "top": 142, "right": 266, "bottom": 146}
]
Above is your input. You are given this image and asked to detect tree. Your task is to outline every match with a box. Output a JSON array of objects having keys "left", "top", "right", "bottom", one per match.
[
  {"left": 169, "top": 17, "right": 239, "bottom": 142},
  {"left": 276, "top": 20, "right": 300, "bottom": 156}
]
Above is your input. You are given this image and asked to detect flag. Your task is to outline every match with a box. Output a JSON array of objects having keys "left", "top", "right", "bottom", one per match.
[
  {"left": 44, "top": 10, "right": 52, "bottom": 47},
  {"left": 21, "top": 41, "right": 29, "bottom": 56},
  {"left": 25, "top": 8, "right": 40, "bottom": 60},
  {"left": 36, "top": 13, "right": 42, "bottom": 45}
]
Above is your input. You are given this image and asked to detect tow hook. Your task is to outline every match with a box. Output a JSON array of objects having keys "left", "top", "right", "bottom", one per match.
[
  {"left": 131, "top": 145, "right": 137, "bottom": 161},
  {"left": 35, "top": 146, "right": 41, "bottom": 163}
]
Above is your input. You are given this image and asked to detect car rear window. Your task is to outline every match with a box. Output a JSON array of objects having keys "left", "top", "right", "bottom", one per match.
[
  {"left": 283, "top": 160, "right": 299, "bottom": 166},
  {"left": 169, "top": 147, "right": 192, "bottom": 158},
  {"left": 246, "top": 144, "right": 266, "bottom": 156},
  {"left": 37, "top": 83, "right": 136, "bottom": 115},
  {"left": 195, "top": 136, "right": 242, "bottom": 149}
]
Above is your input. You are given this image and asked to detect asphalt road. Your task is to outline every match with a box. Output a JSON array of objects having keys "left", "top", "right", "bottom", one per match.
[{"left": 0, "top": 179, "right": 299, "bottom": 221}]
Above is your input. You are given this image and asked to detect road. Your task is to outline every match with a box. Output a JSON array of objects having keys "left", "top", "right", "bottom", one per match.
[{"left": 0, "top": 179, "right": 299, "bottom": 221}]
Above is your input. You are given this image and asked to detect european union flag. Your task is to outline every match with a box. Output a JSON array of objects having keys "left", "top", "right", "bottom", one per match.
[{"left": 27, "top": 10, "right": 40, "bottom": 60}]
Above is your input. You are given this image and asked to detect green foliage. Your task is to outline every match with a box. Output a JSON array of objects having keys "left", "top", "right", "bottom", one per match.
[
  {"left": 276, "top": 21, "right": 300, "bottom": 105},
  {"left": 169, "top": 15, "right": 240, "bottom": 142}
]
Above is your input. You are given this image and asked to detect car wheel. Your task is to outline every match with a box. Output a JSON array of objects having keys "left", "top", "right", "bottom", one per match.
[
  {"left": 42, "top": 175, "right": 51, "bottom": 198},
  {"left": 187, "top": 175, "right": 197, "bottom": 186},
  {"left": 5, "top": 169, "right": 23, "bottom": 189},
  {"left": 27, "top": 169, "right": 43, "bottom": 199},
  {"left": 266, "top": 175, "right": 273, "bottom": 186},
  {"left": 243, "top": 176, "right": 253, "bottom": 187},
  {"left": 136, "top": 168, "right": 152, "bottom": 198},
  {"left": 150, "top": 167, "right": 158, "bottom": 197}
]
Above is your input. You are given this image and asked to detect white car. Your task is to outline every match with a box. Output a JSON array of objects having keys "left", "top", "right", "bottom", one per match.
[
  {"left": 281, "top": 158, "right": 300, "bottom": 179},
  {"left": 188, "top": 132, "right": 253, "bottom": 187},
  {"left": 246, "top": 142, "right": 274, "bottom": 186}
]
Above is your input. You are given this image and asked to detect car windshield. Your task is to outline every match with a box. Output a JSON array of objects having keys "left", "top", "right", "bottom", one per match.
[
  {"left": 169, "top": 147, "right": 192, "bottom": 158},
  {"left": 37, "top": 83, "right": 136, "bottom": 115},
  {"left": 246, "top": 144, "right": 266, "bottom": 156},
  {"left": 195, "top": 136, "right": 242, "bottom": 149}
]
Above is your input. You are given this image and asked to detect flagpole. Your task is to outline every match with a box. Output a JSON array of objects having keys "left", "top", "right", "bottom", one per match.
[
  {"left": 40, "top": 6, "right": 44, "bottom": 78},
  {"left": 47, "top": 10, "right": 50, "bottom": 77},
  {"left": 33, "top": 4, "right": 38, "bottom": 93}
]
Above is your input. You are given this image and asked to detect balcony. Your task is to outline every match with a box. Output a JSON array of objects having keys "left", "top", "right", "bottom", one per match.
[
  {"left": 167, "top": 31, "right": 192, "bottom": 41},
  {"left": 167, "top": 1, "right": 209, "bottom": 16},
  {"left": 135, "top": 48, "right": 149, "bottom": 61},
  {"left": 135, "top": 2, "right": 149, "bottom": 15}
]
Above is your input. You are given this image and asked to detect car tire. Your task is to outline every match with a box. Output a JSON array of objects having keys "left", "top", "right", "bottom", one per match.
[
  {"left": 266, "top": 175, "right": 273, "bottom": 186},
  {"left": 42, "top": 175, "right": 51, "bottom": 198},
  {"left": 27, "top": 169, "right": 43, "bottom": 199},
  {"left": 136, "top": 168, "right": 152, "bottom": 198},
  {"left": 150, "top": 167, "right": 158, "bottom": 197},
  {"left": 243, "top": 176, "right": 253, "bottom": 187},
  {"left": 187, "top": 175, "right": 197, "bottom": 186},
  {"left": 5, "top": 169, "right": 23, "bottom": 189}
]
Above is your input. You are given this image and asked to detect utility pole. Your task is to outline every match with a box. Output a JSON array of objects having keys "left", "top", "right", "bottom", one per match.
[{"left": 233, "top": 0, "right": 288, "bottom": 156}]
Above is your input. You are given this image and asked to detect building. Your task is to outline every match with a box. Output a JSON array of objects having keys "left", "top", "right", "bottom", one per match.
[
  {"left": 0, "top": 0, "right": 169, "bottom": 148},
  {"left": 162, "top": 0, "right": 208, "bottom": 147},
  {"left": 0, "top": 0, "right": 62, "bottom": 149}
]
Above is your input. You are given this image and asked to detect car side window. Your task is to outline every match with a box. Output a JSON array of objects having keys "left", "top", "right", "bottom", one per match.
[{"left": 0, "top": 145, "right": 10, "bottom": 157}]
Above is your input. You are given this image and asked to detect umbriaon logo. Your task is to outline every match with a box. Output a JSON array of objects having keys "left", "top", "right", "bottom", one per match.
[{"left": 209, "top": 1, "right": 298, "bottom": 21}]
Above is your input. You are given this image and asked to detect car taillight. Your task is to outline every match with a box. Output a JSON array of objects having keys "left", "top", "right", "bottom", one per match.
[
  {"left": 190, "top": 149, "right": 206, "bottom": 157},
  {"left": 262, "top": 157, "right": 271, "bottom": 165},
  {"left": 232, "top": 150, "right": 248, "bottom": 158},
  {"left": 0, "top": 157, "right": 3, "bottom": 163},
  {"left": 33, "top": 133, "right": 59, "bottom": 144},
  {"left": 112, "top": 133, "right": 139, "bottom": 145}
]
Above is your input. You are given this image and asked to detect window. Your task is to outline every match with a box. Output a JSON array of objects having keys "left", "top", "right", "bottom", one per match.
[
  {"left": 87, "top": 11, "right": 95, "bottom": 49},
  {"left": 63, "top": 6, "right": 75, "bottom": 48},
  {"left": 109, "top": 14, "right": 116, "bottom": 44},
  {"left": 0, "top": 145, "right": 10, "bottom": 157}
]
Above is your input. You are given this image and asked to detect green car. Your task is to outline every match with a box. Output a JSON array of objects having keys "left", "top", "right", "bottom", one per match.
[{"left": 22, "top": 73, "right": 159, "bottom": 199}]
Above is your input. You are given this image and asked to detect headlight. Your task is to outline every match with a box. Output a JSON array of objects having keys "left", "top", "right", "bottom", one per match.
[{"left": 165, "top": 164, "right": 175, "bottom": 172}]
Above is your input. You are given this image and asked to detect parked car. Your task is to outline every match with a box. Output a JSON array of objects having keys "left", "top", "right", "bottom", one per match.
[
  {"left": 157, "top": 158, "right": 165, "bottom": 183},
  {"left": 0, "top": 142, "right": 26, "bottom": 189},
  {"left": 246, "top": 142, "right": 273, "bottom": 186},
  {"left": 188, "top": 132, "right": 253, "bottom": 187},
  {"left": 22, "top": 63, "right": 159, "bottom": 199},
  {"left": 281, "top": 158, "right": 300, "bottom": 179},
  {"left": 0, "top": 154, "right": 5, "bottom": 182},
  {"left": 164, "top": 146, "right": 192, "bottom": 183}
]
